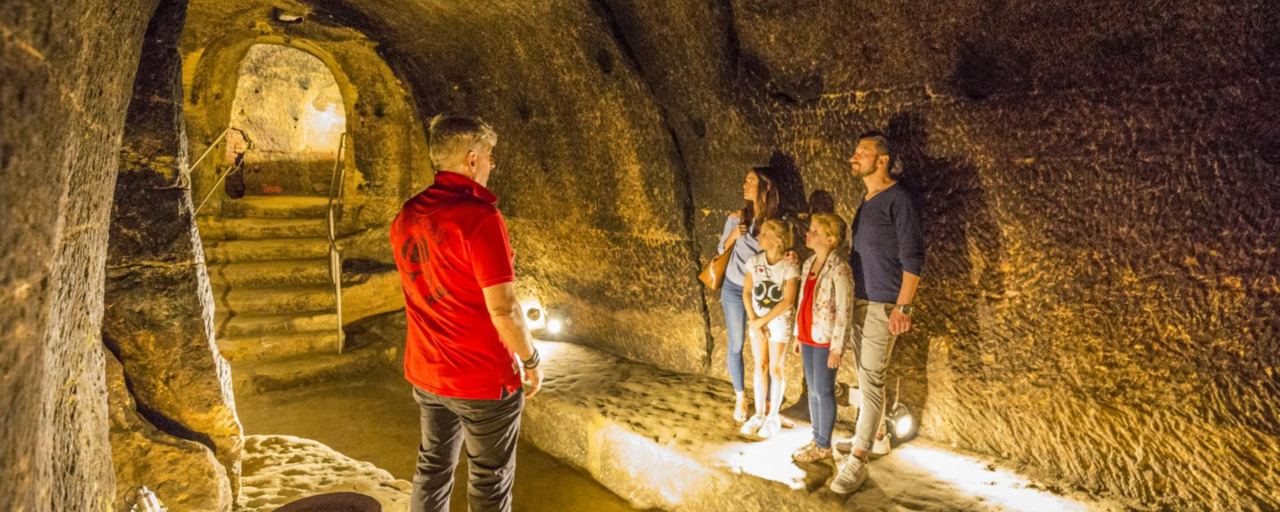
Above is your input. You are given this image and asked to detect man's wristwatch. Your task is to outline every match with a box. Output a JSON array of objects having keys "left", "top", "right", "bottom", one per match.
[{"left": 894, "top": 304, "right": 914, "bottom": 315}]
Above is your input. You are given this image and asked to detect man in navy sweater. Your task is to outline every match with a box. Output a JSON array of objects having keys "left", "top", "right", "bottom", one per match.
[{"left": 831, "top": 131, "right": 925, "bottom": 495}]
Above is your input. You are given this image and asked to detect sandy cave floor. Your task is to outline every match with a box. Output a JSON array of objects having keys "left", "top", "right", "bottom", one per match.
[
  {"left": 236, "top": 367, "right": 641, "bottom": 511},
  {"left": 237, "top": 349, "right": 1128, "bottom": 512}
]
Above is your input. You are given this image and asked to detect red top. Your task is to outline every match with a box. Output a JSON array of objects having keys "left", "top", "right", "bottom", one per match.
[
  {"left": 390, "top": 171, "right": 522, "bottom": 399},
  {"left": 797, "top": 273, "right": 820, "bottom": 346}
]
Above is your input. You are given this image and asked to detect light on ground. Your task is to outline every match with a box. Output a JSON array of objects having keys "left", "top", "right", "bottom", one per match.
[{"left": 888, "top": 402, "right": 918, "bottom": 442}]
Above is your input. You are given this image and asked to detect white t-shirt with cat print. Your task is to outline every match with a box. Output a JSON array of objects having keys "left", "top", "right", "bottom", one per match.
[{"left": 747, "top": 251, "right": 800, "bottom": 343}]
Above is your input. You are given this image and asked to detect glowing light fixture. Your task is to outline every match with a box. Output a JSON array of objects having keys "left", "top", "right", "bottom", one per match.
[
  {"left": 519, "top": 299, "right": 547, "bottom": 331},
  {"left": 888, "top": 402, "right": 917, "bottom": 441},
  {"left": 884, "top": 378, "right": 918, "bottom": 443},
  {"left": 547, "top": 318, "right": 564, "bottom": 335}
]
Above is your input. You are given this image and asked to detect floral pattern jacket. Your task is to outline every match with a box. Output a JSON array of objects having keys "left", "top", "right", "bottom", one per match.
[{"left": 793, "top": 254, "right": 854, "bottom": 353}]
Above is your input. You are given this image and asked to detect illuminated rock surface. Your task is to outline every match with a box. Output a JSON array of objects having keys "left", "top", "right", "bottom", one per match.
[
  {"left": 105, "top": 350, "right": 234, "bottom": 512},
  {"left": 523, "top": 341, "right": 1121, "bottom": 511},
  {"left": 238, "top": 435, "right": 411, "bottom": 512},
  {"left": 3, "top": 0, "right": 1278, "bottom": 510}
]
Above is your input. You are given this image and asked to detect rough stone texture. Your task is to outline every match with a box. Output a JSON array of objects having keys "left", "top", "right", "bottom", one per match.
[
  {"left": 178, "top": 0, "right": 714, "bottom": 375},
  {"left": 7, "top": 1, "right": 1277, "bottom": 510},
  {"left": 104, "top": 349, "right": 233, "bottom": 512},
  {"left": 522, "top": 341, "right": 1115, "bottom": 511},
  {"left": 102, "top": 0, "right": 243, "bottom": 501},
  {"left": 0, "top": 0, "right": 160, "bottom": 510},
  {"left": 233, "top": 44, "right": 346, "bottom": 159},
  {"left": 180, "top": 0, "right": 430, "bottom": 265},
  {"left": 180, "top": 1, "right": 1278, "bottom": 507},
  {"left": 589, "top": 1, "right": 1280, "bottom": 509},
  {"left": 238, "top": 435, "right": 411, "bottom": 512},
  {"left": 231, "top": 44, "right": 347, "bottom": 196}
]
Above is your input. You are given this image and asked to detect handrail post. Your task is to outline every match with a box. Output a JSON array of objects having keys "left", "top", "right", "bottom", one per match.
[{"left": 327, "top": 133, "right": 349, "bottom": 353}]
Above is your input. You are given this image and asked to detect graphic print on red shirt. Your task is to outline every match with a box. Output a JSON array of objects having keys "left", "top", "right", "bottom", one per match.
[{"left": 391, "top": 171, "right": 522, "bottom": 399}]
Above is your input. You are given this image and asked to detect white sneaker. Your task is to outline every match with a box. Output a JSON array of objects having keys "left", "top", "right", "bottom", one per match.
[
  {"left": 740, "top": 414, "right": 765, "bottom": 435},
  {"left": 871, "top": 435, "right": 892, "bottom": 456},
  {"left": 830, "top": 456, "right": 869, "bottom": 494},
  {"left": 757, "top": 415, "right": 782, "bottom": 439}
]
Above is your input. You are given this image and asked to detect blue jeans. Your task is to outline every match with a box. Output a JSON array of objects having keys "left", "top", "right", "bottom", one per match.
[
  {"left": 721, "top": 279, "right": 747, "bottom": 393},
  {"left": 801, "top": 344, "right": 838, "bottom": 449}
]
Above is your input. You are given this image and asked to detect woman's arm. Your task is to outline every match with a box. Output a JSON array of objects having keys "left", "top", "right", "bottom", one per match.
[{"left": 718, "top": 211, "right": 743, "bottom": 254}]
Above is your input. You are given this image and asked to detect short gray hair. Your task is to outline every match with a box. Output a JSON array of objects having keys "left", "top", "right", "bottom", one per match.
[{"left": 428, "top": 114, "right": 498, "bottom": 170}]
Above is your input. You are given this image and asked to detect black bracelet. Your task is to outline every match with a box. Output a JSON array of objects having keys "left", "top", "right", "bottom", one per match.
[{"left": 521, "top": 349, "right": 541, "bottom": 370}]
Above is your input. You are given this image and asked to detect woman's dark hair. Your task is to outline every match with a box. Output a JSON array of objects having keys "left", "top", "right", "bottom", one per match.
[{"left": 742, "top": 166, "right": 780, "bottom": 236}]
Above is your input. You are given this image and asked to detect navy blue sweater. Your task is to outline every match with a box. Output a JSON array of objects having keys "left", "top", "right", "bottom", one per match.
[{"left": 850, "top": 184, "right": 925, "bottom": 303}]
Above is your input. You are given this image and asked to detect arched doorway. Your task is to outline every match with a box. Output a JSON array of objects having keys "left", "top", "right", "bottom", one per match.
[
  {"left": 225, "top": 44, "right": 347, "bottom": 197},
  {"left": 198, "top": 44, "right": 351, "bottom": 372}
]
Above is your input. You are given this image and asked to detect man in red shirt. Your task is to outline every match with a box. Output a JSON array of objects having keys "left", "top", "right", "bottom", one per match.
[{"left": 391, "top": 114, "right": 542, "bottom": 512}]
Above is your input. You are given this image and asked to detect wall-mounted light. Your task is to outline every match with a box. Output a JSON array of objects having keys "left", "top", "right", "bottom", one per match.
[{"left": 519, "top": 299, "right": 547, "bottom": 332}]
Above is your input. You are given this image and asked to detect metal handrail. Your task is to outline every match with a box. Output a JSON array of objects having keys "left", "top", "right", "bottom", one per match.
[
  {"left": 193, "top": 128, "right": 252, "bottom": 215},
  {"left": 326, "top": 133, "right": 349, "bottom": 353}
]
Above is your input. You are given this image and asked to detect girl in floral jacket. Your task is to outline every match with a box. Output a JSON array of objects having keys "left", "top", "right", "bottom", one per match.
[{"left": 791, "top": 213, "right": 855, "bottom": 463}]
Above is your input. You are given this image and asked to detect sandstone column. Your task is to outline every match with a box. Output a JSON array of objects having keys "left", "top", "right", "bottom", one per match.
[{"left": 102, "top": 0, "right": 243, "bottom": 507}]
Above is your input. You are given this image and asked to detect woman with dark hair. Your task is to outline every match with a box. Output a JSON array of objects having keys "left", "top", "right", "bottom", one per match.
[{"left": 718, "top": 166, "right": 788, "bottom": 422}]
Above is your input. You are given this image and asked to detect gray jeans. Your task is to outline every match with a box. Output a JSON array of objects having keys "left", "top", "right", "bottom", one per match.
[
  {"left": 851, "top": 301, "right": 898, "bottom": 453},
  {"left": 411, "top": 386, "right": 524, "bottom": 512}
]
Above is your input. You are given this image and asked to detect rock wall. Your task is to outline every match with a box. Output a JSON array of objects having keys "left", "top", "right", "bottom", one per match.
[
  {"left": 105, "top": 349, "right": 233, "bottom": 511},
  {"left": 0, "top": 0, "right": 161, "bottom": 510},
  {"left": 180, "top": 0, "right": 430, "bottom": 265},
  {"left": 103, "top": 0, "right": 243, "bottom": 506},
  {"left": 597, "top": 1, "right": 1280, "bottom": 509},
  {"left": 298, "top": 0, "right": 714, "bottom": 374},
  {"left": 168, "top": 0, "right": 1278, "bottom": 508}
]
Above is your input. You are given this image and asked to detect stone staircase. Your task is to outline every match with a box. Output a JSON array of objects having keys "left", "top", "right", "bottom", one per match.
[{"left": 200, "top": 195, "right": 396, "bottom": 395}]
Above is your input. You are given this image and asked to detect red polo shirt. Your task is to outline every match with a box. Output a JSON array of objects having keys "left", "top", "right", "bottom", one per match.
[{"left": 390, "top": 171, "right": 521, "bottom": 399}]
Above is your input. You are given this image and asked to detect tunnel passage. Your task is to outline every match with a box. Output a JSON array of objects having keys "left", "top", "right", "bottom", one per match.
[
  {"left": 198, "top": 42, "right": 353, "bottom": 372},
  {"left": 3, "top": 0, "right": 1279, "bottom": 511},
  {"left": 227, "top": 44, "right": 347, "bottom": 197},
  {"left": 183, "top": 15, "right": 424, "bottom": 395}
]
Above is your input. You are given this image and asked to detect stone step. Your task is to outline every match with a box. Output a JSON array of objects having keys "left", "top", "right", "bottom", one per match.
[
  {"left": 216, "top": 311, "right": 340, "bottom": 339},
  {"left": 217, "top": 331, "right": 341, "bottom": 362},
  {"left": 198, "top": 217, "right": 328, "bottom": 240},
  {"left": 230, "top": 345, "right": 398, "bottom": 395},
  {"left": 213, "top": 285, "right": 336, "bottom": 316},
  {"left": 220, "top": 196, "right": 330, "bottom": 219},
  {"left": 207, "top": 259, "right": 332, "bottom": 288},
  {"left": 205, "top": 238, "right": 331, "bottom": 263}
]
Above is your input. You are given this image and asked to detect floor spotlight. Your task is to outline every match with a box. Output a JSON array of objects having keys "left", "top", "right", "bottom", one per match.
[
  {"left": 886, "top": 378, "right": 918, "bottom": 442},
  {"left": 888, "top": 402, "right": 917, "bottom": 441}
]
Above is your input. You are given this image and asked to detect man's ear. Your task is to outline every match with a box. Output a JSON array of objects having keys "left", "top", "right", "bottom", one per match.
[{"left": 468, "top": 150, "right": 478, "bottom": 170}]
